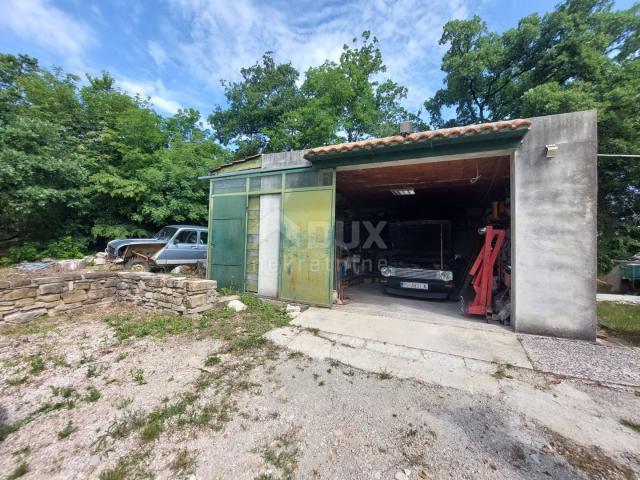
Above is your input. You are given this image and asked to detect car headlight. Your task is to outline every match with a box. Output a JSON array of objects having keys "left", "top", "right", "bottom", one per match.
[
  {"left": 380, "top": 266, "right": 392, "bottom": 277},
  {"left": 439, "top": 270, "right": 453, "bottom": 282}
]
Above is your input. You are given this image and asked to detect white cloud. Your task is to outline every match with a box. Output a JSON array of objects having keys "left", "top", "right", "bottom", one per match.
[
  {"left": 117, "top": 77, "right": 183, "bottom": 115},
  {"left": 148, "top": 41, "right": 169, "bottom": 67},
  {"left": 0, "top": 0, "right": 97, "bottom": 57},
  {"left": 167, "top": 0, "right": 468, "bottom": 111}
]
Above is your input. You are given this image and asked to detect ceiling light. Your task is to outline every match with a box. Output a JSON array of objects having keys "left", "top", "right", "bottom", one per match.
[{"left": 390, "top": 188, "right": 415, "bottom": 196}]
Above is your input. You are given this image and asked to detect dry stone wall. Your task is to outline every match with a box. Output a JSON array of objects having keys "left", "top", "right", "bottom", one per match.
[{"left": 0, "top": 272, "right": 218, "bottom": 324}]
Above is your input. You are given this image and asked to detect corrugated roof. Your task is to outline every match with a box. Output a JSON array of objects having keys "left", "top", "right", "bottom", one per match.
[{"left": 304, "top": 119, "right": 531, "bottom": 159}]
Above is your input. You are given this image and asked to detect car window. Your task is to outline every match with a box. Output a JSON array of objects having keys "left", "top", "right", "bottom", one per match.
[
  {"left": 154, "top": 227, "right": 177, "bottom": 240},
  {"left": 174, "top": 230, "right": 198, "bottom": 244},
  {"left": 199, "top": 231, "right": 208, "bottom": 245}
]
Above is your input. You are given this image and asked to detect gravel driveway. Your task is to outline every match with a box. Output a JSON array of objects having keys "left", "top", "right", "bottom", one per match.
[{"left": 1, "top": 303, "right": 639, "bottom": 479}]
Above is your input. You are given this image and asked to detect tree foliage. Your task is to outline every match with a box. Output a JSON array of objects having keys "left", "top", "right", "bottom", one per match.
[
  {"left": 209, "top": 32, "right": 424, "bottom": 158},
  {"left": 0, "top": 54, "right": 228, "bottom": 256},
  {"left": 425, "top": 0, "right": 640, "bottom": 270}
]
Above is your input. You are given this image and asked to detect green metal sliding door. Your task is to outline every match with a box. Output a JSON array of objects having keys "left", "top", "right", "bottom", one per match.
[
  {"left": 210, "top": 194, "right": 247, "bottom": 291},
  {"left": 280, "top": 189, "right": 334, "bottom": 305}
]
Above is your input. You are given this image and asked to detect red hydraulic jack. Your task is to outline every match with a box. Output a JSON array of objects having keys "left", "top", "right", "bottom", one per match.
[{"left": 464, "top": 226, "right": 506, "bottom": 317}]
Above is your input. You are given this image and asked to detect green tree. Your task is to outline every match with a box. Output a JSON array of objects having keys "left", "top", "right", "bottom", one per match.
[
  {"left": 208, "top": 53, "right": 303, "bottom": 158},
  {"left": 425, "top": 0, "right": 640, "bottom": 270},
  {"left": 0, "top": 54, "right": 88, "bottom": 244},
  {"left": 0, "top": 54, "right": 227, "bottom": 260},
  {"left": 209, "top": 32, "right": 424, "bottom": 157}
]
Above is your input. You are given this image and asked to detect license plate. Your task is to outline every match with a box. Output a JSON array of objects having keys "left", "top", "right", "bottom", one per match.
[{"left": 400, "top": 281, "right": 429, "bottom": 290}]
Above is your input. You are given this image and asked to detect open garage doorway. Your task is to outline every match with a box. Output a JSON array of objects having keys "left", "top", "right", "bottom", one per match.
[{"left": 333, "top": 154, "right": 513, "bottom": 329}]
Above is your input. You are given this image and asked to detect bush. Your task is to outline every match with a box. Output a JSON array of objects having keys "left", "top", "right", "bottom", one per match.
[
  {"left": 0, "top": 243, "right": 40, "bottom": 266},
  {"left": 43, "top": 236, "right": 88, "bottom": 260}
]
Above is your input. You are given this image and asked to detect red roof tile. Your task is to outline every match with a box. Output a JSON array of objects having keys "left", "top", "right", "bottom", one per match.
[{"left": 304, "top": 119, "right": 531, "bottom": 158}]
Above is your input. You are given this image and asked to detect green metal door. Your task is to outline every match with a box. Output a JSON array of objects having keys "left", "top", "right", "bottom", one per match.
[
  {"left": 210, "top": 194, "right": 247, "bottom": 291},
  {"left": 280, "top": 189, "right": 334, "bottom": 305}
]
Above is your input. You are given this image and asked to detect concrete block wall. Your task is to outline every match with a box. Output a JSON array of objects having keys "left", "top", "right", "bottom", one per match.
[
  {"left": 512, "top": 110, "right": 598, "bottom": 340},
  {"left": 0, "top": 272, "right": 218, "bottom": 324}
]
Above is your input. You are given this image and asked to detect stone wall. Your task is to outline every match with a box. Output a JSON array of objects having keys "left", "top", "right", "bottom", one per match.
[{"left": 0, "top": 272, "right": 218, "bottom": 324}]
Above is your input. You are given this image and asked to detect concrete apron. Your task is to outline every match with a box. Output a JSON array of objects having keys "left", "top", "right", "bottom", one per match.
[{"left": 267, "top": 307, "right": 533, "bottom": 396}]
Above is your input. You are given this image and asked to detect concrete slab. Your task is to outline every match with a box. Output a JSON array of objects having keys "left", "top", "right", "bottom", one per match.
[
  {"left": 292, "top": 307, "right": 532, "bottom": 369},
  {"left": 597, "top": 293, "right": 640, "bottom": 305},
  {"left": 338, "top": 283, "right": 511, "bottom": 333},
  {"left": 265, "top": 327, "right": 501, "bottom": 395}
]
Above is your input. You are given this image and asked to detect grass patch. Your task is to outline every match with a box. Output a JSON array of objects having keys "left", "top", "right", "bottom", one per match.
[
  {"left": 105, "top": 312, "right": 193, "bottom": 341},
  {"left": 102, "top": 294, "right": 289, "bottom": 355},
  {"left": 98, "top": 450, "right": 151, "bottom": 480},
  {"left": 7, "top": 461, "right": 28, "bottom": 479},
  {"left": 0, "top": 320, "right": 58, "bottom": 337},
  {"left": 204, "top": 354, "right": 221, "bottom": 367},
  {"left": 620, "top": 418, "right": 640, "bottom": 433},
  {"left": 597, "top": 302, "right": 640, "bottom": 346},
  {"left": 198, "top": 293, "right": 290, "bottom": 352},
  {"left": 29, "top": 354, "right": 45, "bottom": 374},
  {"left": 84, "top": 386, "right": 101, "bottom": 402},
  {"left": 57, "top": 421, "right": 77, "bottom": 439}
]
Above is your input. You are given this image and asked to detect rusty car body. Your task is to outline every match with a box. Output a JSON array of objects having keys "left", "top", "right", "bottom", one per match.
[{"left": 105, "top": 225, "right": 208, "bottom": 271}]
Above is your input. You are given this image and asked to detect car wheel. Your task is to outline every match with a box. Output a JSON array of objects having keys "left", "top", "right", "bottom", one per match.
[{"left": 126, "top": 258, "right": 150, "bottom": 272}]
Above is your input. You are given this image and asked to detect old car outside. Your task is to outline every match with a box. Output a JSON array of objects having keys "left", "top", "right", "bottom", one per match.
[{"left": 106, "top": 225, "right": 208, "bottom": 271}]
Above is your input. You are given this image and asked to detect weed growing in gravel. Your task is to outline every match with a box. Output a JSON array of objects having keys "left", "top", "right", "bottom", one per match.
[
  {"left": 258, "top": 427, "right": 301, "bottom": 480},
  {"left": 98, "top": 450, "right": 150, "bottom": 480},
  {"left": 114, "top": 397, "right": 133, "bottom": 409},
  {"left": 130, "top": 369, "right": 146, "bottom": 385},
  {"left": 170, "top": 449, "right": 197, "bottom": 477},
  {"left": 1, "top": 391, "right": 77, "bottom": 442},
  {"left": 115, "top": 352, "right": 128, "bottom": 362},
  {"left": 84, "top": 386, "right": 101, "bottom": 402},
  {"left": 7, "top": 461, "right": 28, "bottom": 479},
  {"left": 86, "top": 365, "right": 99, "bottom": 378},
  {"left": 79, "top": 354, "right": 96, "bottom": 365},
  {"left": 377, "top": 369, "right": 392, "bottom": 380},
  {"left": 29, "top": 354, "right": 45, "bottom": 374},
  {"left": 58, "top": 421, "right": 77, "bottom": 439},
  {"left": 93, "top": 409, "right": 147, "bottom": 450},
  {"left": 204, "top": 354, "right": 221, "bottom": 367},
  {"left": 492, "top": 363, "right": 514, "bottom": 380},
  {"left": 5, "top": 376, "right": 27, "bottom": 386},
  {"left": 620, "top": 418, "right": 640, "bottom": 433}
]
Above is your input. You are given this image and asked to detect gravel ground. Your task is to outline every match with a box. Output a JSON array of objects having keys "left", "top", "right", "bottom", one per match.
[
  {"left": 519, "top": 334, "right": 640, "bottom": 386},
  {"left": 1, "top": 307, "right": 639, "bottom": 480}
]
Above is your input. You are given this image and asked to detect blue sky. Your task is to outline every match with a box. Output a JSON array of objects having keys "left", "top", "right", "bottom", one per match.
[{"left": 1, "top": 0, "right": 635, "bottom": 119}]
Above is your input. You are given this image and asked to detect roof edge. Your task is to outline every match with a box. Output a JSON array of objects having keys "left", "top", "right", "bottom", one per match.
[{"left": 304, "top": 119, "right": 531, "bottom": 160}]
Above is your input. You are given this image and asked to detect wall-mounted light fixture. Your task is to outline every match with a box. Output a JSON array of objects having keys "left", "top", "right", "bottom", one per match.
[{"left": 545, "top": 144, "right": 558, "bottom": 158}]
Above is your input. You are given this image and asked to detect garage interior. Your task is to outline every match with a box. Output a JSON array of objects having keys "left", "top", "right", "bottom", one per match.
[{"left": 333, "top": 154, "right": 513, "bottom": 327}]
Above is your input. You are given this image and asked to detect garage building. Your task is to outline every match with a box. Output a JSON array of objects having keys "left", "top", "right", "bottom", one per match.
[{"left": 201, "top": 110, "right": 597, "bottom": 340}]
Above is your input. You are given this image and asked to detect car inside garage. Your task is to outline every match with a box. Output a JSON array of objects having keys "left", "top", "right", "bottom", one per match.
[{"left": 333, "top": 154, "right": 512, "bottom": 326}]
